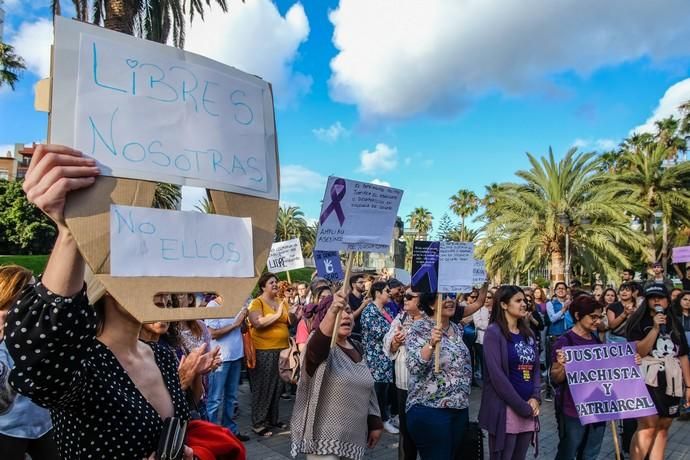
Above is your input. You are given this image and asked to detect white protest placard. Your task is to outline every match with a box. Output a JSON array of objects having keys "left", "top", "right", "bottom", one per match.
[
  {"left": 110, "top": 205, "right": 254, "bottom": 277},
  {"left": 315, "top": 177, "right": 403, "bottom": 252},
  {"left": 438, "top": 242, "right": 475, "bottom": 293},
  {"left": 473, "top": 259, "right": 487, "bottom": 284},
  {"left": 267, "top": 238, "right": 305, "bottom": 273},
  {"left": 52, "top": 16, "right": 279, "bottom": 199}
]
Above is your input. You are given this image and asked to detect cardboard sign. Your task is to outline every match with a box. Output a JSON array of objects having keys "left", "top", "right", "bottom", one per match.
[
  {"left": 673, "top": 246, "right": 690, "bottom": 263},
  {"left": 564, "top": 343, "right": 656, "bottom": 424},
  {"left": 267, "top": 238, "right": 304, "bottom": 273},
  {"left": 53, "top": 17, "right": 280, "bottom": 322},
  {"left": 411, "top": 241, "right": 440, "bottom": 293},
  {"left": 314, "top": 251, "right": 344, "bottom": 282},
  {"left": 438, "top": 241, "right": 474, "bottom": 293},
  {"left": 110, "top": 205, "right": 253, "bottom": 277},
  {"left": 315, "top": 176, "right": 403, "bottom": 253}
]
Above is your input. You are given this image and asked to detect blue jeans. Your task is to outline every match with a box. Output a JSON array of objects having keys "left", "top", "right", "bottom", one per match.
[
  {"left": 206, "top": 358, "right": 242, "bottom": 434},
  {"left": 406, "top": 405, "right": 468, "bottom": 459},
  {"left": 556, "top": 414, "right": 605, "bottom": 460}
]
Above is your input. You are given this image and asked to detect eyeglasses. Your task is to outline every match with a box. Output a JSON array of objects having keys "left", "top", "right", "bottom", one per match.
[{"left": 486, "top": 296, "right": 493, "bottom": 300}]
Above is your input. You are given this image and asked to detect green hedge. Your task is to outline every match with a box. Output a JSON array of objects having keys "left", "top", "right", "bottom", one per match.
[{"left": 0, "top": 255, "right": 49, "bottom": 274}]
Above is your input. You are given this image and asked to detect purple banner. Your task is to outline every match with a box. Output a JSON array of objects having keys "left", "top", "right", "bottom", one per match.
[{"left": 564, "top": 342, "right": 656, "bottom": 424}]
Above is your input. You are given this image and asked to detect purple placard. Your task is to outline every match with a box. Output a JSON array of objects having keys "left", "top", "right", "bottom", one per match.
[
  {"left": 314, "top": 251, "right": 344, "bottom": 282},
  {"left": 564, "top": 342, "right": 657, "bottom": 424},
  {"left": 673, "top": 246, "right": 690, "bottom": 263}
]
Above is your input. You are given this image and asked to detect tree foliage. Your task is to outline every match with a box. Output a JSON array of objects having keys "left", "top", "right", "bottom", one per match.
[
  {"left": 0, "top": 42, "right": 27, "bottom": 91},
  {"left": 0, "top": 180, "right": 57, "bottom": 254},
  {"left": 407, "top": 207, "right": 433, "bottom": 240}
]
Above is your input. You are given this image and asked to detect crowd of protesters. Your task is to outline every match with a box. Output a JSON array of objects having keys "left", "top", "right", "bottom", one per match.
[{"left": 1, "top": 144, "right": 690, "bottom": 460}]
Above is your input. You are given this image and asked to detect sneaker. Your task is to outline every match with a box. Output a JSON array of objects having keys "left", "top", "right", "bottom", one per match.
[
  {"left": 280, "top": 393, "right": 292, "bottom": 400},
  {"left": 235, "top": 432, "right": 250, "bottom": 442},
  {"left": 388, "top": 415, "right": 400, "bottom": 429},
  {"left": 383, "top": 420, "right": 399, "bottom": 434}
]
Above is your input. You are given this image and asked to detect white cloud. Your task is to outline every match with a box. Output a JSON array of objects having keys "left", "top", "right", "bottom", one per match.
[
  {"left": 328, "top": 0, "right": 690, "bottom": 119},
  {"left": 370, "top": 178, "right": 391, "bottom": 187},
  {"left": 185, "top": 0, "right": 311, "bottom": 107},
  {"left": 312, "top": 121, "right": 350, "bottom": 143},
  {"left": 632, "top": 78, "right": 690, "bottom": 134},
  {"left": 572, "top": 138, "right": 618, "bottom": 151},
  {"left": 359, "top": 143, "right": 398, "bottom": 175},
  {"left": 280, "top": 165, "right": 326, "bottom": 193},
  {"left": 9, "top": 18, "right": 52, "bottom": 78}
]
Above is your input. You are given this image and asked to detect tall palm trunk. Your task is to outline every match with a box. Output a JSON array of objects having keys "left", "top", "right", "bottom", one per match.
[
  {"left": 551, "top": 250, "right": 565, "bottom": 283},
  {"left": 661, "top": 219, "right": 669, "bottom": 272},
  {"left": 105, "top": 0, "right": 135, "bottom": 36}
]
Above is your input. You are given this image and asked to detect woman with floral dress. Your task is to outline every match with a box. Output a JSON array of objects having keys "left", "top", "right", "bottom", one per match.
[
  {"left": 361, "top": 281, "right": 398, "bottom": 434},
  {"left": 406, "top": 296, "right": 473, "bottom": 459}
]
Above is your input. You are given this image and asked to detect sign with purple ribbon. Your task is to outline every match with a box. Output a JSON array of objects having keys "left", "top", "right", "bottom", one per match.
[
  {"left": 411, "top": 241, "right": 440, "bottom": 292},
  {"left": 314, "top": 251, "right": 344, "bottom": 282},
  {"left": 672, "top": 246, "right": 690, "bottom": 263},
  {"left": 564, "top": 342, "right": 656, "bottom": 424},
  {"left": 315, "top": 177, "right": 403, "bottom": 252}
]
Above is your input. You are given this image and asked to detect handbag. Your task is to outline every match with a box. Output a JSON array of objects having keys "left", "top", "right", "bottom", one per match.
[
  {"left": 156, "top": 417, "right": 188, "bottom": 460},
  {"left": 241, "top": 320, "right": 256, "bottom": 369},
  {"left": 279, "top": 337, "right": 301, "bottom": 384},
  {"left": 455, "top": 421, "right": 484, "bottom": 460}
]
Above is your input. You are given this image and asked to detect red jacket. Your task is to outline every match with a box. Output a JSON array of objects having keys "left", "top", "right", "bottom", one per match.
[{"left": 187, "top": 420, "right": 246, "bottom": 460}]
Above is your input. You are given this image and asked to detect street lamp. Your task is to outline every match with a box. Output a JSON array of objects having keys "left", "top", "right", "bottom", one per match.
[{"left": 559, "top": 213, "right": 571, "bottom": 285}]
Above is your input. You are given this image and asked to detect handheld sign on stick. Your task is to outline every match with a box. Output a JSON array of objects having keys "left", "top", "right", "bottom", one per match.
[
  {"left": 314, "top": 176, "right": 403, "bottom": 346},
  {"left": 267, "top": 238, "right": 305, "bottom": 284},
  {"left": 51, "top": 17, "right": 280, "bottom": 322}
]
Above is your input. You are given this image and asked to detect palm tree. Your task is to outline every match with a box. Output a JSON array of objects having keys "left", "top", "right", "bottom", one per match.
[
  {"left": 614, "top": 141, "right": 690, "bottom": 266},
  {"left": 477, "top": 148, "right": 648, "bottom": 283},
  {"left": 406, "top": 207, "right": 433, "bottom": 240},
  {"left": 654, "top": 116, "right": 687, "bottom": 160},
  {"left": 0, "top": 43, "right": 26, "bottom": 90},
  {"left": 152, "top": 182, "right": 181, "bottom": 209},
  {"left": 446, "top": 225, "right": 480, "bottom": 243},
  {"left": 194, "top": 195, "right": 215, "bottom": 213},
  {"left": 450, "top": 189, "right": 479, "bottom": 241},
  {"left": 599, "top": 150, "right": 623, "bottom": 173},
  {"left": 53, "top": 0, "right": 231, "bottom": 48},
  {"left": 275, "top": 205, "right": 307, "bottom": 241}
]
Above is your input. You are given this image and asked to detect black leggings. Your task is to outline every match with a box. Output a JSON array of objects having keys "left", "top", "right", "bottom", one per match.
[
  {"left": 0, "top": 430, "right": 60, "bottom": 460},
  {"left": 374, "top": 381, "right": 391, "bottom": 421}
]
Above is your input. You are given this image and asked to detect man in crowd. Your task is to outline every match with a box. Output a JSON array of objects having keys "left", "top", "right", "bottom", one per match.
[
  {"left": 622, "top": 268, "right": 635, "bottom": 283},
  {"left": 544, "top": 282, "right": 573, "bottom": 401},
  {"left": 348, "top": 274, "right": 368, "bottom": 342},
  {"left": 673, "top": 264, "right": 690, "bottom": 291},
  {"left": 294, "top": 282, "right": 309, "bottom": 306},
  {"left": 205, "top": 296, "right": 250, "bottom": 441},
  {"left": 644, "top": 262, "right": 674, "bottom": 291}
]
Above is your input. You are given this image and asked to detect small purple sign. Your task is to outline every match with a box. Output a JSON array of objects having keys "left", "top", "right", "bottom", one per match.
[
  {"left": 673, "top": 245, "right": 690, "bottom": 263},
  {"left": 314, "top": 251, "right": 344, "bottom": 282},
  {"left": 564, "top": 342, "right": 656, "bottom": 424}
]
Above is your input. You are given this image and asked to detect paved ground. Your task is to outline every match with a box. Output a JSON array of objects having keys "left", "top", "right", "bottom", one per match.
[{"left": 229, "top": 379, "right": 690, "bottom": 460}]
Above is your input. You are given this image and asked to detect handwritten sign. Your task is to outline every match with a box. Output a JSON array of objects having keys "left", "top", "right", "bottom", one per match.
[
  {"left": 411, "top": 241, "right": 440, "bottom": 293},
  {"left": 315, "top": 176, "right": 403, "bottom": 252},
  {"left": 110, "top": 205, "right": 254, "bottom": 277},
  {"left": 564, "top": 343, "right": 656, "bottom": 424},
  {"left": 314, "top": 251, "right": 344, "bottom": 282},
  {"left": 438, "top": 242, "right": 474, "bottom": 293},
  {"left": 52, "top": 16, "right": 278, "bottom": 199},
  {"left": 267, "top": 238, "right": 304, "bottom": 273},
  {"left": 473, "top": 259, "right": 487, "bottom": 285},
  {"left": 673, "top": 246, "right": 690, "bottom": 263}
]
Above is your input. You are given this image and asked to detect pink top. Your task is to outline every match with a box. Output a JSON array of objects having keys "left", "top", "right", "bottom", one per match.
[
  {"left": 296, "top": 318, "right": 311, "bottom": 345},
  {"left": 505, "top": 405, "right": 535, "bottom": 434}
]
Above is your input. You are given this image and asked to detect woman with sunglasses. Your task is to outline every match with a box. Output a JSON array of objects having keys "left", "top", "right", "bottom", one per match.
[
  {"left": 361, "top": 281, "right": 398, "bottom": 434},
  {"left": 607, "top": 283, "right": 636, "bottom": 344},
  {"left": 383, "top": 289, "right": 430, "bottom": 460},
  {"left": 551, "top": 296, "right": 607, "bottom": 460}
]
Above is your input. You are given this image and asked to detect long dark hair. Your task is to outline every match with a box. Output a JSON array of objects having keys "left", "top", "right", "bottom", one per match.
[
  {"left": 626, "top": 295, "right": 683, "bottom": 344},
  {"left": 490, "top": 285, "right": 533, "bottom": 341}
]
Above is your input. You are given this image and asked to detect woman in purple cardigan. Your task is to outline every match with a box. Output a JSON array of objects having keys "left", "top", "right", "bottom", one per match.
[{"left": 479, "top": 285, "right": 540, "bottom": 460}]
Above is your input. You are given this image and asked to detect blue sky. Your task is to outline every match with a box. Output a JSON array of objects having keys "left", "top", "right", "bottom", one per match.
[{"left": 2, "top": 0, "right": 690, "bottom": 234}]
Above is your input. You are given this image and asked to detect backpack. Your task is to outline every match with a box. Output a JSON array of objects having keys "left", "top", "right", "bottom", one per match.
[{"left": 279, "top": 337, "right": 301, "bottom": 384}]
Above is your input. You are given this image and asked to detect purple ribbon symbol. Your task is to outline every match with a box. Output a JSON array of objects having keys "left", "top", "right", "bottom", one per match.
[{"left": 319, "top": 178, "right": 347, "bottom": 226}]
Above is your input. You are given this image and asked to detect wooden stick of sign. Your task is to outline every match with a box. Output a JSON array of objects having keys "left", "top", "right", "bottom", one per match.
[
  {"left": 330, "top": 252, "right": 355, "bottom": 348},
  {"left": 286, "top": 270, "right": 292, "bottom": 284},
  {"left": 434, "top": 292, "right": 443, "bottom": 373},
  {"left": 611, "top": 421, "right": 622, "bottom": 460}
]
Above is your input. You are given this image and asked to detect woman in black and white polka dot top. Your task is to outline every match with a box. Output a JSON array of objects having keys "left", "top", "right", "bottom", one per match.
[{"left": 4, "top": 144, "right": 193, "bottom": 459}]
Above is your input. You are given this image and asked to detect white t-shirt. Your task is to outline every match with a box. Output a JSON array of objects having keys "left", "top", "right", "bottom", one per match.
[
  {"left": 204, "top": 300, "right": 244, "bottom": 362},
  {"left": 472, "top": 306, "right": 491, "bottom": 345}
]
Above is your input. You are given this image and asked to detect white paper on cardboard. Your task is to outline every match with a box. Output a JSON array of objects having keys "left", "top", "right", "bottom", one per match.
[
  {"left": 315, "top": 177, "right": 403, "bottom": 253},
  {"left": 438, "top": 241, "right": 475, "bottom": 293},
  {"left": 267, "top": 238, "right": 305, "bottom": 273},
  {"left": 110, "top": 205, "right": 254, "bottom": 277}
]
